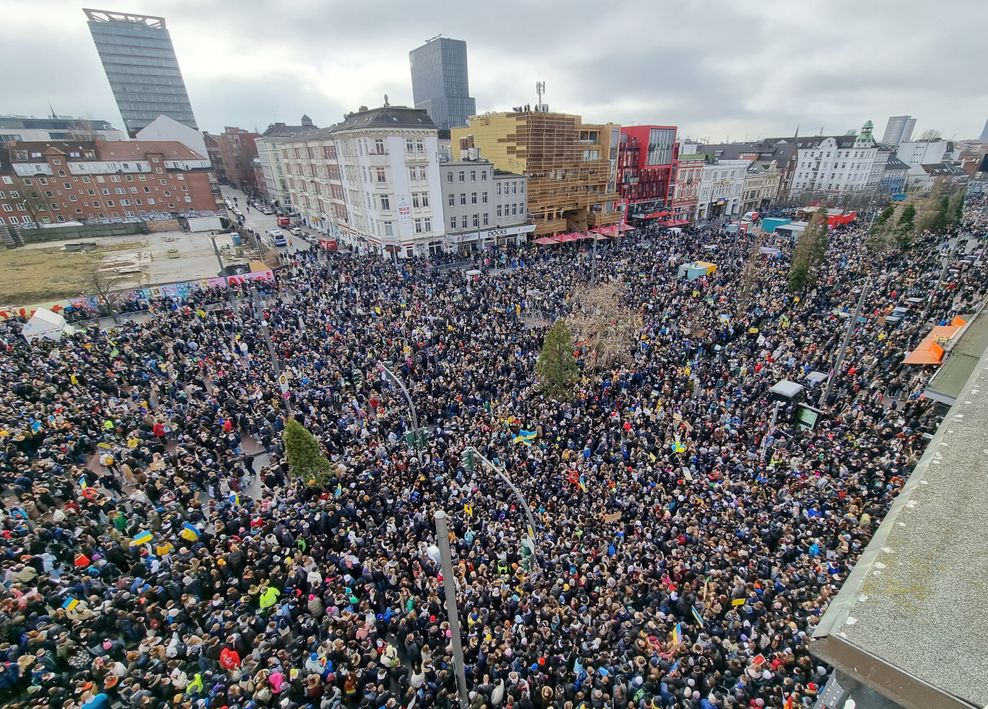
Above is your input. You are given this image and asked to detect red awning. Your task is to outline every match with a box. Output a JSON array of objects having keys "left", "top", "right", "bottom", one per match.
[
  {"left": 555, "top": 232, "right": 582, "bottom": 243},
  {"left": 533, "top": 236, "right": 560, "bottom": 245},
  {"left": 642, "top": 210, "right": 672, "bottom": 219}
]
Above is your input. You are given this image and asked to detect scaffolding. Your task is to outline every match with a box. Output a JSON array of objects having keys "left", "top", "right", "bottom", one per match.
[{"left": 453, "top": 111, "right": 621, "bottom": 236}]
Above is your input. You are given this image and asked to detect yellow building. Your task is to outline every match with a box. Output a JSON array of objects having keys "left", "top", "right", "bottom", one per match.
[{"left": 452, "top": 111, "right": 621, "bottom": 236}]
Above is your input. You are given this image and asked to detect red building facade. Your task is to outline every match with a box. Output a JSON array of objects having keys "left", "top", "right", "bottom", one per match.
[
  {"left": 617, "top": 125, "right": 678, "bottom": 217},
  {"left": 0, "top": 139, "right": 219, "bottom": 226},
  {"left": 216, "top": 127, "right": 260, "bottom": 192}
]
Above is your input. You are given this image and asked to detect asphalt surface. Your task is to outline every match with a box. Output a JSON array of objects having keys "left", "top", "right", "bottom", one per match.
[{"left": 220, "top": 185, "right": 312, "bottom": 254}]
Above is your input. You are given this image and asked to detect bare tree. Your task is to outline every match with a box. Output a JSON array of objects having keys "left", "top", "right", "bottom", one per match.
[
  {"left": 567, "top": 280, "right": 642, "bottom": 371},
  {"left": 735, "top": 229, "right": 765, "bottom": 317},
  {"left": 85, "top": 256, "right": 131, "bottom": 320},
  {"left": 917, "top": 129, "right": 942, "bottom": 141}
]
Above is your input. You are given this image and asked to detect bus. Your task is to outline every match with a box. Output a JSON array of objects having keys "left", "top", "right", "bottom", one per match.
[{"left": 267, "top": 228, "right": 288, "bottom": 248}]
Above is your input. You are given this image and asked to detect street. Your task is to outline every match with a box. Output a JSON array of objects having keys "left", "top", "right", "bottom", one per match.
[{"left": 220, "top": 184, "right": 311, "bottom": 254}]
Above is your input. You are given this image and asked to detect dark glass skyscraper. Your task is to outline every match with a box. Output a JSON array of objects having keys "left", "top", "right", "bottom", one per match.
[
  {"left": 409, "top": 37, "right": 476, "bottom": 131},
  {"left": 84, "top": 8, "right": 198, "bottom": 137}
]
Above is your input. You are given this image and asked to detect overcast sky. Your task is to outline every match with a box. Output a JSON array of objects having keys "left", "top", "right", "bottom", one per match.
[{"left": 3, "top": 0, "right": 987, "bottom": 141}]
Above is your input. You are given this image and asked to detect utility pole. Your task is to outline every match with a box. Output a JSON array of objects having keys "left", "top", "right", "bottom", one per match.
[
  {"left": 250, "top": 286, "right": 293, "bottom": 416},
  {"left": 434, "top": 510, "right": 469, "bottom": 708},
  {"left": 819, "top": 280, "right": 869, "bottom": 408},
  {"left": 210, "top": 233, "right": 235, "bottom": 310},
  {"left": 379, "top": 362, "right": 423, "bottom": 466},
  {"left": 461, "top": 446, "right": 540, "bottom": 573}
]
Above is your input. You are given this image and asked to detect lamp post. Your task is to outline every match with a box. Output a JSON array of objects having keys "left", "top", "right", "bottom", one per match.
[
  {"left": 378, "top": 362, "right": 423, "bottom": 466},
  {"left": 210, "top": 232, "right": 235, "bottom": 310},
  {"left": 434, "top": 510, "right": 469, "bottom": 708},
  {"left": 819, "top": 280, "right": 870, "bottom": 408},
  {"left": 460, "top": 445, "right": 540, "bottom": 573},
  {"left": 250, "top": 287, "right": 293, "bottom": 416}
]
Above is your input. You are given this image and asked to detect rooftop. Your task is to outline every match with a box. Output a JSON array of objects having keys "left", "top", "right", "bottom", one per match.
[
  {"left": 7, "top": 140, "right": 206, "bottom": 162},
  {"left": 810, "top": 345, "right": 988, "bottom": 708},
  {"left": 332, "top": 106, "right": 435, "bottom": 132}
]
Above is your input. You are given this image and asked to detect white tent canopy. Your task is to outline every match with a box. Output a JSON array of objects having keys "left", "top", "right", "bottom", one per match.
[{"left": 21, "top": 308, "right": 72, "bottom": 343}]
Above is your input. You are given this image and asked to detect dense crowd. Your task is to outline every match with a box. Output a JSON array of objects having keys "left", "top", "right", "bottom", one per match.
[{"left": 0, "top": 195, "right": 985, "bottom": 709}]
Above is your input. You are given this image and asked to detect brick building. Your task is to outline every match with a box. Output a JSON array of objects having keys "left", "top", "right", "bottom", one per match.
[
  {"left": 216, "top": 127, "right": 260, "bottom": 192},
  {"left": 0, "top": 139, "right": 218, "bottom": 226}
]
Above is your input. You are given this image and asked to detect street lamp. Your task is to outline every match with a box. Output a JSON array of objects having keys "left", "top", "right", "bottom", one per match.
[
  {"left": 460, "top": 445, "right": 540, "bottom": 573},
  {"left": 378, "top": 362, "right": 423, "bottom": 466},
  {"left": 434, "top": 510, "right": 469, "bottom": 708},
  {"left": 250, "top": 287, "right": 293, "bottom": 417},
  {"left": 209, "top": 232, "right": 235, "bottom": 310}
]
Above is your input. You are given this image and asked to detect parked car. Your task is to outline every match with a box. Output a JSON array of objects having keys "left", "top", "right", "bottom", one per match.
[{"left": 289, "top": 226, "right": 302, "bottom": 236}]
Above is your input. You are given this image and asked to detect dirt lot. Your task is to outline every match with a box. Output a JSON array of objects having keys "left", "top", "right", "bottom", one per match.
[{"left": 0, "top": 241, "right": 147, "bottom": 305}]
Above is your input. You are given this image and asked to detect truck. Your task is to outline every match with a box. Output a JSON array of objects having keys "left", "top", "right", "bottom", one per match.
[{"left": 277, "top": 215, "right": 291, "bottom": 228}]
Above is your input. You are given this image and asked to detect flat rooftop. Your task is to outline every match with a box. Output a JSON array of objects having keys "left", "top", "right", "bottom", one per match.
[{"left": 810, "top": 348, "right": 988, "bottom": 708}]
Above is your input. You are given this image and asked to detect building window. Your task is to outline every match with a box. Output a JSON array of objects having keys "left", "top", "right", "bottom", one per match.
[
  {"left": 450, "top": 216, "right": 457, "bottom": 230},
  {"left": 481, "top": 171, "right": 487, "bottom": 181},
  {"left": 497, "top": 205, "right": 502, "bottom": 217},
  {"left": 384, "top": 221, "right": 393, "bottom": 237},
  {"left": 380, "top": 194, "right": 390, "bottom": 210},
  {"left": 461, "top": 215, "right": 467, "bottom": 228},
  {"left": 483, "top": 213, "right": 489, "bottom": 226},
  {"left": 482, "top": 192, "right": 488, "bottom": 204},
  {"left": 376, "top": 168, "right": 386, "bottom": 183},
  {"left": 447, "top": 172, "right": 453, "bottom": 183},
  {"left": 458, "top": 171, "right": 465, "bottom": 182},
  {"left": 414, "top": 218, "right": 424, "bottom": 234},
  {"left": 471, "top": 192, "right": 477, "bottom": 204},
  {"left": 448, "top": 193, "right": 455, "bottom": 207},
  {"left": 460, "top": 193, "right": 466, "bottom": 205},
  {"left": 472, "top": 214, "right": 479, "bottom": 228},
  {"left": 375, "top": 138, "right": 385, "bottom": 154},
  {"left": 407, "top": 139, "right": 415, "bottom": 153},
  {"left": 497, "top": 183, "right": 502, "bottom": 196},
  {"left": 416, "top": 139, "right": 424, "bottom": 153}
]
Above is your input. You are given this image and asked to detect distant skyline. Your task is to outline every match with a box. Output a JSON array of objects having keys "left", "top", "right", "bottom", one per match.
[{"left": 2, "top": 0, "right": 987, "bottom": 142}]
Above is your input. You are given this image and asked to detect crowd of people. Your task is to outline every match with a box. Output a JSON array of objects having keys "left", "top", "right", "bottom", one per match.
[{"left": 0, "top": 195, "right": 985, "bottom": 709}]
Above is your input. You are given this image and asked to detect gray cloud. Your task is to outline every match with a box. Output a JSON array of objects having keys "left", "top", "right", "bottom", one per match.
[{"left": 2, "top": 0, "right": 986, "bottom": 140}]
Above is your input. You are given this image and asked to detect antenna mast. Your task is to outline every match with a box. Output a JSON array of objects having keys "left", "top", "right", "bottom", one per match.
[{"left": 535, "top": 81, "right": 546, "bottom": 112}]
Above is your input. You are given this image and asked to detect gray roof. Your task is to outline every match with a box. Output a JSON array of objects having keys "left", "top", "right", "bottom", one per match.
[
  {"left": 884, "top": 156, "right": 910, "bottom": 171},
  {"left": 331, "top": 106, "right": 435, "bottom": 133},
  {"left": 260, "top": 122, "right": 320, "bottom": 138},
  {"left": 809, "top": 346, "right": 988, "bottom": 708}
]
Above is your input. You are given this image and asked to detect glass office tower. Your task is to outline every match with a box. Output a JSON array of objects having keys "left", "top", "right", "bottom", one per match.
[
  {"left": 84, "top": 8, "right": 198, "bottom": 137},
  {"left": 409, "top": 37, "right": 476, "bottom": 131}
]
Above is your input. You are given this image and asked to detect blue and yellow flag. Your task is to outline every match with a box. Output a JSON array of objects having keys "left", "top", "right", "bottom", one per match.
[
  {"left": 229, "top": 493, "right": 240, "bottom": 506},
  {"left": 691, "top": 605, "right": 704, "bottom": 627},
  {"left": 180, "top": 523, "right": 201, "bottom": 542},
  {"left": 512, "top": 429, "right": 537, "bottom": 445},
  {"left": 670, "top": 622, "right": 683, "bottom": 646},
  {"left": 62, "top": 596, "right": 79, "bottom": 611},
  {"left": 132, "top": 530, "right": 153, "bottom": 546}
]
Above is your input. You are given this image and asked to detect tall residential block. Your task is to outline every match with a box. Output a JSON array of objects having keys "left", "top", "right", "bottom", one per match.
[
  {"left": 409, "top": 37, "right": 476, "bottom": 130},
  {"left": 84, "top": 8, "right": 198, "bottom": 137},
  {"left": 453, "top": 110, "right": 621, "bottom": 236},
  {"left": 881, "top": 115, "right": 916, "bottom": 146}
]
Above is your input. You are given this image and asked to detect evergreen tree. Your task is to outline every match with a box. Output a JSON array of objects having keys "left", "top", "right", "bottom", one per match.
[
  {"left": 282, "top": 418, "right": 333, "bottom": 487},
  {"left": 536, "top": 319, "right": 579, "bottom": 400},
  {"left": 948, "top": 190, "right": 965, "bottom": 225},
  {"left": 896, "top": 204, "right": 917, "bottom": 249}
]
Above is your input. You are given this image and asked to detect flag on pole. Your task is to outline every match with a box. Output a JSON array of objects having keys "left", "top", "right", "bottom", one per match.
[
  {"left": 670, "top": 622, "right": 683, "bottom": 646},
  {"left": 229, "top": 492, "right": 240, "bottom": 506},
  {"left": 691, "top": 605, "right": 704, "bottom": 627},
  {"left": 132, "top": 530, "right": 153, "bottom": 546},
  {"left": 62, "top": 596, "right": 79, "bottom": 611},
  {"left": 180, "top": 523, "right": 201, "bottom": 542}
]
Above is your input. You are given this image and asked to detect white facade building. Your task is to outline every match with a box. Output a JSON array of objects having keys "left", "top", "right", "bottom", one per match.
[
  {"left": 255, "top": 116, "right": 318, "bottom": 206},
  {"left": 789, "top": 121, "right": 885, "bottom": 194},
  {"left": 331, "top": 106, "right": 445, "bottom": 258},
  {"left": 697, "top": 159, "right": 749, "bottom": 218},
  {"left": 440, "top": 155, "right": 533, "bottom": 251}
]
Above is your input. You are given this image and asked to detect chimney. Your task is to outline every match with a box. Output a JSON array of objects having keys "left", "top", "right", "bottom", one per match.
[{"left": 358, "top": 105, "right": 369, "bottom": 113}]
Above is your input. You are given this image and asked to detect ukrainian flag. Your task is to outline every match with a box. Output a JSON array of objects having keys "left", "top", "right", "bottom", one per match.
[
  {"left": 62, "top": 596, "right": 79, "bottom": 611},
  {"left": 132, "top": 530, "right": 153, "bottom": 546},
  {"left": 691, "top": 605, "right": 704, "bottom": 627},
  {"left": 670, "top": 622, "right": 683, "bottom": 646},
  {"left": 180, "top": 523, "right": 201, "bottom": 542},
  {"left": 229, "top": 493, "right": 240, "bottom": 506},
  {"left": 512, "top": 429, "right": 537, "bottom": 445}
]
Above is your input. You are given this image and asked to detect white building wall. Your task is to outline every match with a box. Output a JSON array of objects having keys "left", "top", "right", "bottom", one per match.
[{"left": 135, "top": 116, "right": 207, "bottom": 159}]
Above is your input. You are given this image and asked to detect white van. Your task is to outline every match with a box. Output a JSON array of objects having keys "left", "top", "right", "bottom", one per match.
[{"left": 267, "top": 228, "right": 288, "bottom": 248}]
